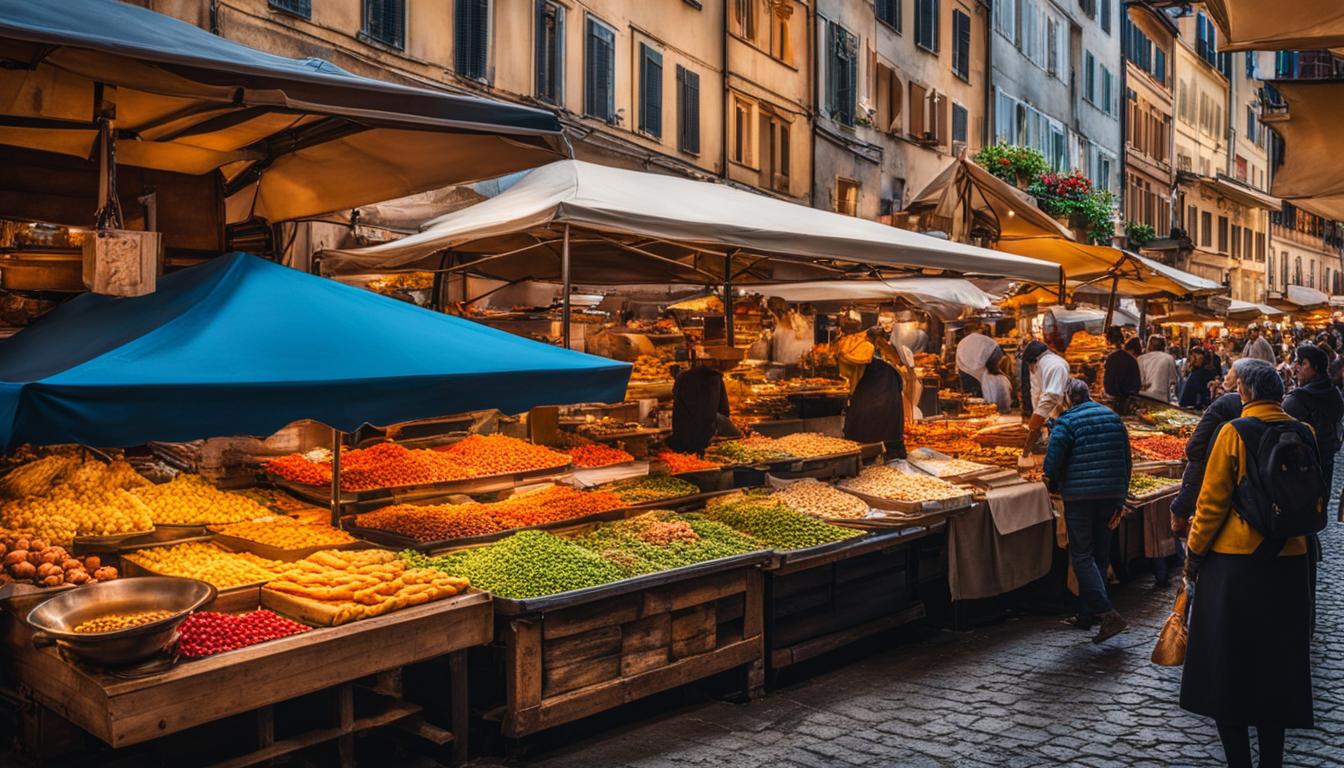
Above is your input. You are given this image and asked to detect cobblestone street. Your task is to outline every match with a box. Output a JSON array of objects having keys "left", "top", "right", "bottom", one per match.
[{"left": 489, "top": 512, "right": 1344, "bottom": 767}]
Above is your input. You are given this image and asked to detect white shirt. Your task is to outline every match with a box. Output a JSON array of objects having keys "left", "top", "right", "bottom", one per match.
[
  {"left": 1029, "top": 351, "right": 1070, "bottom": 419},
  {"left": 1137, "top": 350, "right": 1180, "bottom": 402},
  {"left": 956, "top": 332, "right": 1000, "bottom": 382},
  {"left": 981, "top": 372, "right": 1012, "bottom": 413},
  {"left": 1243, "top": 336, "right": 1276, "bottom": 363},
  {"left": 770, "top": 312, "right": 814, "bottom": 365}
]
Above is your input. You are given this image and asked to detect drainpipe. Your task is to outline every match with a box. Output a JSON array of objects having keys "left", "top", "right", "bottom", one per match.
[
  {"left": 982, "top": 0, "right": 993, "bottom": 149},
  {"left": 721, "top": 1, "right": 729, "bottom": 181},
  {"left": 1118, "top": 35, "right": 1129, "bottom": 248},
  {"left": 809, "top": 1, "right": 817, "bottom": 207}
]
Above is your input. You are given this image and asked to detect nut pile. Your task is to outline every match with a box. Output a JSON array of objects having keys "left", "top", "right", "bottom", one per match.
[
  {"left": 211, "top": 518, "right": 357, "bottom": 550},
  {"left": 707, "top": 436, "right": 791, "bottom": 465},
  {"left": 907, "top": 454, "right": 993, "bottom": 479},
  {"left": 264, "top": 549, "right": 469, "bottom": 624},
  {"left": 134, "top": 474, "right": 272, "bottom": 525},
  {"left": 772, "top": 433, "right": 860, "bottom": 458},
  {"left": 125, "top": 542, "right": 281, "bottom": 589},
  {"left": 702, "top": 495, "right": 858, "bottom": 550},
  {"left": 572, "top": 512, "right": 764, "bottom": 576},
  {"left": 0, "top": 530, "right": 117, "bottom": 587},
  {"left": 771, "top": 479, "right": 869, "bottom": 520},
  {"left": 177, "top": 610, "right": 310, "bottom": 657},
  {"left": 840, "top": 466, "right": 967, "bottom": 503},
  {"left": 405, "top": 530, "right": 627, "bottom": 599},
  {"left": 74, "top": 610, "right": 174, "bottom": 634},
  {"left": 597, "top": 475, "right": 699, "bottom": 504}
]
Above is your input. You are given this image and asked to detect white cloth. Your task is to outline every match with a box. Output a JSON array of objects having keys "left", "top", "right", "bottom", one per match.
[
  {"left": 1244, "top": 336, "right": 1276, "bottom": 363},
  {"left": 1137, "top": 351, "right": 1180, "bottom": 402},
  {"left": 981, "top": 372, "right": 1012, "bottom": 413},
  {"left": 892, "top": 323, "right": 929, "bottom": 354},
  {"left": 1029, "top": 351, "right": 1070, "bottom": 420},
  {"left": 956, "top": 332, "right": 1001, "bottom": 381},
  {"left": 770, "top": 312, "right": 814, "bottom": 365}
]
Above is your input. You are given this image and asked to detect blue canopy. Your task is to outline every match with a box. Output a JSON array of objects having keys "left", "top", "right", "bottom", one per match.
[{"left": 0, "top": 254, "right": 630, "bottom": 450}]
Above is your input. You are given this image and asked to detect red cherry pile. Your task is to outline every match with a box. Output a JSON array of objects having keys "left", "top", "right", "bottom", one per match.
[{"left": 177, "top": 610, "right": 309, "bottom": 657}]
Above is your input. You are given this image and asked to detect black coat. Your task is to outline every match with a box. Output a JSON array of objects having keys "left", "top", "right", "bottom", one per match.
[
  {"left": 1171, "top": 393, "right": 1243, "bottom": 519},
  {"left": 1282, "top": 376, "right": 1344, "bottom": 482},
  {"left": 843, "top": 357, "right": 906, "bottom": 457},
  {"left": 668, "top": 367, "right": 730, "bottom": 454},
  {"left": 1103, "top": 349, "right": 1141, "bottom": 398}
]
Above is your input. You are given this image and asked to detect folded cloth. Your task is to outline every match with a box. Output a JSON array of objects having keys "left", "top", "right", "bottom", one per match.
[{"left": 986, "top": 481, "right": 1053, "bottom": 535}]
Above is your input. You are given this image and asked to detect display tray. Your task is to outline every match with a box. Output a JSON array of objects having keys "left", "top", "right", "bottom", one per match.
[
  {"left": 1126, "top": 486, "right": 1182, "bottom": 505},
  {"left": 70, "top": 529, "right": 159, "bottom": 552},
  {"left": 765, "top": 531, "right": 873, "bottom": 567},
  {"left": 207, "top": 533, "right": 372, "bottom": 563},
  {"left": 490, "top": 549, "right": 774, "bottom": 615},
  {"left": 836, "top": 486, "right": 976, "bottom": 514},
  {"left": 260, "top": 585, "right": 483, "bottom": 627},
  {"left": 565, "top": 426, "right": 669, "bottom": 442},
  {"left": 831, "top": 505, "right": 970, "bottom": 531},
  {"left": 269, "top": 462, "right": 574, "bottom": 506},
  {"left": 118, "top": 557, "right": 266, "bottom": 613}
]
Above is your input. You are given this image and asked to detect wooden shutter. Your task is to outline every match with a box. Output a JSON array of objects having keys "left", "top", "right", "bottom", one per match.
[
  {"left": 269, "top": 0, "right": 311, "bottom": 18},
  {"left": 954, "top": 11, "right": 971, "bottom": 78},
  {"left": 455, "top": 0, "right": 489, "bottom": 79},
  {"left": 640, "top": 44, "right": 663, "bottom": 138},
  {"left": 535, "top": 1, "right": 564, "bottom": 102},
  {"left": 585, "top": 19, "right": 615, "bottom": 120},
  {"left": 366, "top": 0, "right": 405, "bottom": 49},
  {"left": 825, "top": 21, "right": 840, "bottom": 119},
  {"left": 841, "top": 31, "right": 857, "bottom": 125},
  {"left": 684, "top": 69, "right": 700, "bottom": 153}
]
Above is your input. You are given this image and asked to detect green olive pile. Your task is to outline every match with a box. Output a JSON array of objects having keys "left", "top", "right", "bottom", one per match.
[
  {"left": 702, "top": 496, "right": 858, "bottom": 551},
  {"left": 403, "top": 531, "right": 625, "bottom": 599},
  {"left": 573, "top": 512, "right": 764, "bottom": 576},
  {"left": 598, "top": 475, "right": 699, "bottom": 504}
]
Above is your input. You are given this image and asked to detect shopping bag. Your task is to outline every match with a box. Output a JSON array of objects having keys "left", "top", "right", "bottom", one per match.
[{"left": 1151, "top": 580, "right": 1192, "bottom": 666}]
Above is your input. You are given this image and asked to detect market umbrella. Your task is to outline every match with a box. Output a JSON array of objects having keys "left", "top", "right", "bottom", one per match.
[
  {"left": 0, "top": 0, "right": 564, "bottom": 222},
  {"left": 749, "top": 278, "right": 994, "bottom": 321},
  {"left": 1202, "top": 0, "right": 1344, "bottom": 51},
  {"left": 0, "top": 253, "right": 630, "bottom": 451},
  {"left": 1265, "top": 81, "right": 1344, "bottom": 219}
]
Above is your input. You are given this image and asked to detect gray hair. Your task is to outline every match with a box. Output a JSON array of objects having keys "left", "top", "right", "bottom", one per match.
[
  {"left": 1066, "top": 378, "right": 1092, "bottom": 406},
  {"left": 1232, "top": 358, "right": 1284, "bottom": 402}
]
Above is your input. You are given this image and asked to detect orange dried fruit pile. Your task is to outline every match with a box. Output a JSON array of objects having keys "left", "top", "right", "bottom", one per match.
[
  {"left": 434, "top": 434, "right": 570, "bottom": 475},
  {"left": 567, "top": 444, "right": 634, "bottom": 468},
  {"left": 354, "top": 503, "right": 502, "bottom": 543}
]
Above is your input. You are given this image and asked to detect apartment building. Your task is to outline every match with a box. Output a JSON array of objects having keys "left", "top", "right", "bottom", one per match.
[
  {"left": 812, "top": 0, "right": 988, "bottom": 220},
  {"left": 1120, "top": 3, "right": 1174, "bottom": 241},
  {"left": 990, "top": 0, "right": 1122, "bottom": 195}
]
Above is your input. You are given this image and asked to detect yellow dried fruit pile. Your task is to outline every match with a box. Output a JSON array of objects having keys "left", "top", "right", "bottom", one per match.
[
  {"left": 125, "top": 542, "right": 281, "bottom": 589},
  {"left": 265, "top": 549, "right": 469, "bottom": 625},
  {"left": 212, "top": 518, "right": 357, "bottom": 550},
  {"left": 133, "top": 474, "right": 271, "bottom": 525},
  {"left": 0, "top": 459, "right": 153, "bottom": 546}
]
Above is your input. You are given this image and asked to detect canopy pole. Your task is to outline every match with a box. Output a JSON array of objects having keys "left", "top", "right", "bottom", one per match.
[
  {"left": 1057, "top": 270, "right": 1067, "bottom": 309},
  {"left": 561, "top": 223, "right": 572, "bottom": 349},
  {"left": 724, "top": 250, "right": 736, "bottom": 346},
  {"left": 330, "top": 430, "right": 343, "bottom": 527},
  {"left": 1138, "top": 298, "right": 1149, "bottom": 339},
  {"left": 1104, "top": 273, "right": 1120, "bottom": 327}
]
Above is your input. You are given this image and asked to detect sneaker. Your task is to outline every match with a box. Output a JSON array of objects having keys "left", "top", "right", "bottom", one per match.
[
  {"left": 1091, "top": 611, "right": 1127, "bottom": 644},
  {"left": 1060, "top": 615, "right": 1094, "bottom": 630}
]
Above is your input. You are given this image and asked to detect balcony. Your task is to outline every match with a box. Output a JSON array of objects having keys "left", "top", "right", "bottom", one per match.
[{"left": 1273, "top": 51, "right": 1344, "bottom": 80}]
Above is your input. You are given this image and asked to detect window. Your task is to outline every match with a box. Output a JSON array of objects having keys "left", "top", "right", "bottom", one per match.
[
  {"left": 734, "top": 0, "right": 756, "bottom": 41},
  {"left": 952, "top": 10, "right": 971, "bottom": 81},
  {"left": 768, "top": 5, "right": 792, "bottom": 63},
  {"left": 1217, "top": 215, "right": 1228, "bottom": 253},
  {"left": 1187, "top": 207, "right": 1198, "bottom": 241},
  {"left": 875, "top": 62, "right": 903, "bottom": 133},
  {"left": 363, "top": 0, "right": 405, "bottom": 49},
  {"left": 1201, "top": 211, "right": 1212, "bottom": 247},
  {"left": 676, "top": 66, "right": 701, "bottom": 154},
  {"left": 825, "top": 21, "right": 858, "bottom": 126},
  {"left": 731, "top": 95, "right": 755, "bottom": 165},
  {"left": 269, "top": 0, "right": 310, "bottom": 18},
  {"left": 760, "top": 115, "right": 790, "bottom": 192},
  {"left": 1101, "top": 0, "right": 1111, "bottom": 33},
  {"left": 1079, "top": 0, "right": 1096, "bottom": 19},
  {"left": 535, "top": 1, "right": 564, "bottom": 104},
  {"left": 584, "top": 17, "right": 616, "bottom": 122},
  {"left": 638, "top": 44, "right": 663, "bottom": 138},
  {"left": 1047, "top": 16, "right": 1060, "bottom": 77},
  {"left": 1154, "top": 48, "right": 1166, "bottom": 85},
  {"left": 1235, "top": 155, "right": 1247, "bottom": 181},
  {"left": 836, "top": 178, "right": 860, "bottom": 216},
  {"left": 455, "top": 0, "right": 490, "bottom": 81},
  {"left": 994, "top": 0, "right": 1016, "bottom": 42},
  {"left": 1244, "top": 228, "right": 1253, "bottom": 261},
  {"left": 1101, "top": 66, "right": 1114, "bottom": 114},
  {"left": 1231, "top": 224, "right": 1241, "bottom": 258},
  {"left": 951, "top": 102, "right": 968, "bottom": 147},
  {"left": 1196, "top": 13, "right": 1219, "bottom": 69},
  {"left": 916, "top": 0, "right": 939, "bottom": 52},
  {"left": 1084, "top": 51, "right": 1096, "bottom": 104},
  {"left": 877, "top": 0, "right": 900, "bottom": 32}
]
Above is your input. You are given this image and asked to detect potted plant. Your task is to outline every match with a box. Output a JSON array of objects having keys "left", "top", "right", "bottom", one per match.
[
  {"left": 1027, "top": 171, "right": 1116, "bottom": 244},
  {"left": 1125, "top": 221, "right": 1156, "bottom": 249},
  {"left": 973, "top": 144, "right": 1048, "bottom": 188}
]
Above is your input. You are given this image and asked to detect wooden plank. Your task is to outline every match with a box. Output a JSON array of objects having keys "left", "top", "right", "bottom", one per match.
[
  {"left": 769, "top": 566, "right": 833, "bottom": 599},
  {"left": 670, "top": 604, "right": 716, "bottom": 659},
  {"left": 714, "top": 595, "right": 744, "bottom": 625},
  {"left": 204, "top": 702, "right": 422, "bottom": 768},
  {"left": 619, "top": 614, "right": 670, "bottom": 676},
  {"left": 541, "top": 594, "right": 641, "bottom": 640},
  {"left": 504, "top": 618, "right": 543, "bottom": 718},
  {"left": 541, "top": 626, "right": 622, "bottom": 669},
  {"left": 7, "top": 591, "right": 491, "bottom": 748},
  {"left": 742, "top": 570, "right": 764, "bottom": 641},
  {"left": 771, "top": 604, "right": 925, "bottom": 670},
  {"left": 542, "top": 653, "right": 622, "bottom": 698},
  {"left": 643, "top": 569, "right": 747, "bottom": 615},
  {"left": 771, "top": 584, "right": 835, "bottom": 622},
  {"left": 506, "top": 637, "right": 761, "bottom": 737},
  {"left": 448, "top": 649, "right": 469, "bottom": 766},
  {"left": 834, "top": 550, "right": 907, "bottom": 583}
]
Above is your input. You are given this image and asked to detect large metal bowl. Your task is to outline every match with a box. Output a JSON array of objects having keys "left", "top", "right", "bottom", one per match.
[{"left": 25, "top": 577, "right": 216, "bottom": 666}]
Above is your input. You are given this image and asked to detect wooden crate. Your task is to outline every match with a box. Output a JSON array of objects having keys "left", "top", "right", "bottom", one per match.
[
  {"left": 491, "top": 564, "right": 765, "bottom": 738},
  {"left": 764, "top": 529, "right": 934, "bottom": 674}
]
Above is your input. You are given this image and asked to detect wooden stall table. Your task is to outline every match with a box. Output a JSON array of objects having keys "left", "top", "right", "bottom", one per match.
[
  {"left": 763, "top": 525, "right": 944, "bottom": 679},
  {"left": 484, "top": 552, "right": 770, "bottom": 739},
  {"left": 3, "top": 590, "right": 492, "bottom": 767}
]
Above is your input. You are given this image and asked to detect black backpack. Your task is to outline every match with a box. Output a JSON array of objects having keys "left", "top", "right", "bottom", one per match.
[{"left": 1229, "top": 416, "right": 1327, "bottom": 555}]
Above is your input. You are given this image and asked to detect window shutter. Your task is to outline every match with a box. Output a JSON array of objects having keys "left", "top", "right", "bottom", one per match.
[
  {"left": 779, "top": 123, "right": 790, "bottom": 180},
  {"left": 455, "top": 0, "right": 489, "bottom": 79},
  {"left": 585, "top": 22, "right": 598, "bottom": 117},
  {"left": 954, "top": 11, "right": 971, "bottom": 78},
  {"left": 366, "top": 0, "right": 405, "bottom": 49},
  {"left": 842, "top": 32, "right": 857, "bottom": 125},
  {"left": 535, "top": 1, "right": 546, "bottom": 97},
  {"left": 585, "top": 20, "right": 615, "bottom": 121},
  {"left": 686, "top": 70, "right": 700, "bottom": 153},
  {"left": 640, "top": 45, "right": 663, "bottom": 138},
  {"left": 824, "top": 21, "right": 839, "bottom": 118},
  {"left": 270, "top": 0, "right": 311, "bottom": 18}
]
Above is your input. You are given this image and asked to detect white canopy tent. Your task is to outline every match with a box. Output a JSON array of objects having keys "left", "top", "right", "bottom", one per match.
[{"left": 748, "top": 278, "right": 994, "bottom": 321}]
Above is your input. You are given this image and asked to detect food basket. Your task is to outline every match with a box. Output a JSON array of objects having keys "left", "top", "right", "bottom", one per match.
[{"left": 25, "top": 577, "right": 216, "bottom": 665}]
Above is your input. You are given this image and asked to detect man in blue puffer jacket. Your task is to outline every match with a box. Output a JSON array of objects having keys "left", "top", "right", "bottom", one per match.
[{"left": 1043, "top": 378, "right": 1132, "bottom": 643}]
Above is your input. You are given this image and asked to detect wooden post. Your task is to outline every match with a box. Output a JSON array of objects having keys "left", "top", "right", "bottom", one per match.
[
  {"left": 1138, "top": 298, "right": 1149, "bottom": 338},
  {"left": 449, "top": 650, "right": 470, "bottom": 766},
  {"left": 724, "top": 250, "right": 735, "bottom": 346},
  {"left": 561, "top": 223, "right": 572, "bottom": 349},
  {"left": 330, "top": 430, "right": 342, "bottom": 527},
  {"left": 1104, "top": 273, "right": 1121, "bottom": 327}
]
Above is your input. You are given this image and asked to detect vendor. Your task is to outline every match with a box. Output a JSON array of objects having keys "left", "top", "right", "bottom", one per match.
[
  {"left": 767, "top": 297, "right": 815, "bottom": 365},
  {"left": 836, "top": 316, "right": 875, "bottom": 394},
  {"left": 843, "top": 328, "right": 907, "bottom": 458},
  {"left": 955, "top": 324, "right": 1006, "bottom": 398},
  {"left": 1021, "top": 339, "right": 1070, "bottom": 458},
  {"left": 667, "top": 349, "right": 740, "bottom": 454},
  {"left": 1102, "top": 325, "right": 1140, "bottom": 411}
]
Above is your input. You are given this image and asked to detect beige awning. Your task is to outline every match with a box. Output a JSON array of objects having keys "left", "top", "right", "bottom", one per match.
[
  {"left": 906, "top": 154, "right": 1074, "bottom": 242},
  {"left": 1203, "top": 0, "right": 1344, "bottom": 51},
  {"left": 1268, "top": 81, "right": 1344, "bottom": 207},
  {"left": 0, "top": 0, "right": 564, "bottom": 223},
  {"left": 1202, "top": 174, "right": 1282, "bottom": 210}
]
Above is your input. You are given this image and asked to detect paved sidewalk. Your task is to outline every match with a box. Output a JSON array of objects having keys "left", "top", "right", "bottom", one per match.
[{"left": 489, "top": 517, "right": 1343, "bottom": 767}]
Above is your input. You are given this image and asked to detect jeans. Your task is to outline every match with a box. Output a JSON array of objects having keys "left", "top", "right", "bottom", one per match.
[
  {"left": 1153, "top": 539, "right": 1187, "bottom": 584},
  {"left": 1064, "top": 498, "right": 1120, "bottom": 620}
]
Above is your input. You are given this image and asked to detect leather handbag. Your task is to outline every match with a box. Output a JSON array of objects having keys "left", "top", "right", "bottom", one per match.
[{"left": 1151, "top": 580, "right": 1192, "bottom": 667}]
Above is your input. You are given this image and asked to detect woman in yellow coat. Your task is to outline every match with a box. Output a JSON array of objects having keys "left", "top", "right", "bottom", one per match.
[{"left": 1180, "top": 358, "right": 1314, "bottom": 768}]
